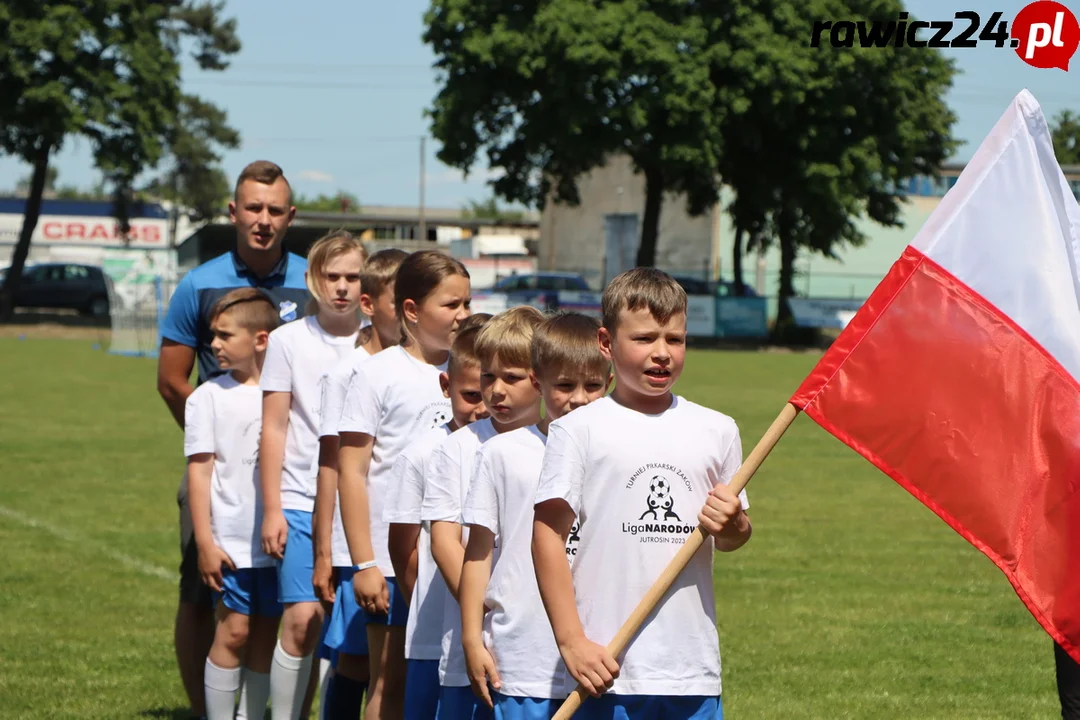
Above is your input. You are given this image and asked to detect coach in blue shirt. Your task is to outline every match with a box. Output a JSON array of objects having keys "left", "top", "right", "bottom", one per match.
[{"left": 157, "top": 160, "right": 309, "bottom": 720}]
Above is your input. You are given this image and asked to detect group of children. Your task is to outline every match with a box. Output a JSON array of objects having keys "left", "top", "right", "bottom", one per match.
[{"left": 184, "top": 231, "right": 752, "bottom": 720}]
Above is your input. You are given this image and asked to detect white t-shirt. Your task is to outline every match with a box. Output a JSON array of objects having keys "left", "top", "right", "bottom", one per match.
[
  {"left": 383, "top": 424, "right": 454, "bottom": 660},
  {"left": 534, "top": 395, "right": 748, "bottom": 697},
  {"left": 184, "top": 373, "right": 271, "bottom": 569},
  {"left": 338, "top": 345, "right": 452, "bottom": 576},
  {"left": 463, "top": 424, "right": 568, "bottom": 699},
  {"left": 421, "top": 418, "right": 500, "bottom": 687},
  {"left": 260, "top": 316, "right": 360, "bottom": 513},
  {"left": 318, "top": 346, "right": 372, "bottom": 567}
]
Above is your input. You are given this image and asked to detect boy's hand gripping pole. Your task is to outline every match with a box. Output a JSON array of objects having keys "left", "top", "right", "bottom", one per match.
[{"left": 552, "top": 403, "right": 801, "bottom": 720}]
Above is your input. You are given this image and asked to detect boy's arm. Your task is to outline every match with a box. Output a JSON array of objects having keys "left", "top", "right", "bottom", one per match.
[
  {"left": 388, "top": 523, "right": 420, "bottom": 604},
  {"left": 700, "top": 429, "right": 753, "bottom": 552},
  {"left": 313, "top": 435, "right": 339, "bottom": 603},
  {"left": 533, "top": 498, "right": 619, "bottom": 698},
  {"left": 188, "top": 454, "right": 233, "bottom": 592},
  {"left": 338, "top": 432, "right": 390, "bottom": 613},
  {"left": 460, "top": 526, "right": 499, "bottom": 708},
  {"left": 259, "top": 391, "right": 291, "bottom": 560},
  {"left": 430, "top": 521, "right": 465, "bottom": 600},
  {"left": 422, "top": 443, "right": 467, "bottom": 600},
  {"left": 700, "top": 484, "right": 752, "bottom": 552},
  {"left": 386, "top": 452, "right": 425, "bottom": 605}
]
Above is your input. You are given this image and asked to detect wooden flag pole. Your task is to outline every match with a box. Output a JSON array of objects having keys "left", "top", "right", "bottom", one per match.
[{"left": 552, "top": 403, "right": 801, "bottom": 720}]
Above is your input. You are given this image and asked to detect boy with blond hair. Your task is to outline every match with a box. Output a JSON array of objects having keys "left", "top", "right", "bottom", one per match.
[
  {"left": 532, "top": 268, "right": 751, "bottom": 720},
  {"left": 459, "top": 311, "right": 613, "bottom": 718},
  {"left": 185, "top": 288, "right": 283, "bottom": 720},
  {"left": 421, "top": 305, "right": 547, "bottom": 720}
]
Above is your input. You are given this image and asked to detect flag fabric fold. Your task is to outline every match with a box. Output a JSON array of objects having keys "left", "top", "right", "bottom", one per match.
[{"left": 791, "top": 89, "right": 1080, "bottom": 663}]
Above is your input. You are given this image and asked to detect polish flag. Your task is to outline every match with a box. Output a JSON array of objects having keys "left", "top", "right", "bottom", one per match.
[{"left": 790, "top": 90, "right": 1080, "bottom": 663}]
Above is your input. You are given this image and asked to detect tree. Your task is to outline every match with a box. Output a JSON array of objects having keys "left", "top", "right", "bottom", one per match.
[
  {"left": 54, "top": 183, "right": 111, "bottom": 201},
  {"left": 145, "top": 93, "right": 241, "bottom": 246},
  {"left": 15, "top": 167, "right": 58, "bottom": 196},
  {"left": 14, "top": 167, "right": 111, "bottom": 200},
  {"left": 713, "top": 0, "right": 957, "bottom": 338},
  {"left": 293, "top": 191, "right": 361, "bottom": 213},
  {"left": 461, "top": 195, "right": 525, "bottom": 223},
  {"left": 0, "top": 0, "right": 240, "bottom": 318},
  {"left": 1051, "top": 110, "right": 1080, "bottom": 165},
  {"left": 424, "top": 0, "right": 725, "bottom": 268}
]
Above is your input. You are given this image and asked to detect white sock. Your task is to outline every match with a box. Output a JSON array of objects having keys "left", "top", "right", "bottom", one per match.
[
  {"left": 270, "top": 641, "right": 313, "bottom": 720},
  {"left": 204, "top": 659, "right": 242, "bottom": 720},
  {"left": 236, "top": 669, "right": 249, "bottom": 720},
  {"left": 239, "top": 669, "right": 271, "bottom": 720},
  {"left": 318, "top": 660, "right": 333, "bottom": 720}
]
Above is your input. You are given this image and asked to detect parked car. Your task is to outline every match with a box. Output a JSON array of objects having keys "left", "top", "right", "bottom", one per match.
[
  {"left": 0, "top": 262, "right": 114, "bottom": 317},
  {"left": 671, "top": 275, "right": 759, "bottom": 298},
  {"left": 490, "top": 271, "right": 591, "bottom": 293},
  {"left": 475, "top": 271, "right": 595, "bottom": 313}
]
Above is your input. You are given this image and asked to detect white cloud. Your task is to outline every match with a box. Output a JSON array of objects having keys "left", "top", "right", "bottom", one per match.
[
  {"left": 425, "top": 166, "right": 505, "bottom": 186},
  {"left": 298, "top": 169, "right": 334, "bottom": 183}
]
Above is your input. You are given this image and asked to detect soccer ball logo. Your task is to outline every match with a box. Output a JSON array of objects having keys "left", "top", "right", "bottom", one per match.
[
  {"left": 428, "top": 408, "right": 450, "bottom": 429},
  {"left": 640, "top": 475, "right": 680, "bottom": 522}
]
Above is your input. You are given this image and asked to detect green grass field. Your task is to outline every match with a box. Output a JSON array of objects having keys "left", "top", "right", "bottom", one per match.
[{"left": 0, "top": 338, "right": 1061, "bottom": 719}]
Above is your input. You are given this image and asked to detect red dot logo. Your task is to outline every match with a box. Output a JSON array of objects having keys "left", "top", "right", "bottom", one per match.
[{"left": 1012, "top": 1, "right": 1080, "bottom": 70}]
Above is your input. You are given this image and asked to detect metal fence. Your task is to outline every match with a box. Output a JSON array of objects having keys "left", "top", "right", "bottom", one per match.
[{"left": 107, "top": 275, "right": 181, "bottom": 358}]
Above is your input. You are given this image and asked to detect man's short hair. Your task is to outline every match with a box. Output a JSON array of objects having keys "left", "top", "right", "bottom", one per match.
[
  {"left": 531, "top": 311, "right": 610, "bottom": 381},
  {"left": 475, "top": 305, "right": 546, "bottom": 369},
  {"left": 447, "top": 313, "right": 494, "bottom": 376},
  {"left": 234, "top": 160, "right": 291, "bottom": 203},
  {"left": 601, "top": 267, "right": 687, "bottom": 333},
  {"left": 209, "top": 288, "right": 280, "bottom": 334},
  {"left": 361, "top": 248, "right": 409, "bottom": 300}
]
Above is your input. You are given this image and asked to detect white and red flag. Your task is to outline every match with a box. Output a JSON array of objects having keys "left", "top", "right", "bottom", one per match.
[{"left": 791, "top": 89, "right": 1080, "bottom": 662}]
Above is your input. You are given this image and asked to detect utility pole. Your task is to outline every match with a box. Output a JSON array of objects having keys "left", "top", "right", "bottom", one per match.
[{"left": 418, "top": 135, "right": 427, "bottom": 243}]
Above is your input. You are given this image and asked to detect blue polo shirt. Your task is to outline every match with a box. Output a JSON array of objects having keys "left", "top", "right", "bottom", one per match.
[{"left": 160, "top": 250, "right": 310, "bottom": 385}]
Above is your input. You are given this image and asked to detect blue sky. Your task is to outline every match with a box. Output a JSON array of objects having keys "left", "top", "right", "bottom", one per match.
[{"left": 0, "top": 0, "right": 1076, "bottom": 210}]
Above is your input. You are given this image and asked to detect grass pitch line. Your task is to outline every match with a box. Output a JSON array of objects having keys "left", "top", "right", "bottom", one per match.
[{"left": 0, "top": 504, "right": 174, "bottom": 582}]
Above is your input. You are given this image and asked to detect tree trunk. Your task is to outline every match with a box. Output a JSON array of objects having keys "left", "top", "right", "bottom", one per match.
[
  {"left": 169, "top": 171, "right": 180, "bottom": 248},
  {"left": 0, "top": 139, "right": 54, "bottom": 321},
  {"left": 635, "top": 165, "right": 664, "bottom": 268},
  {"left": 732, "top": 224, "right": 745, "bottom": 296},
  {"left": 773, "top": 203, "right": 797, "bottom": 338}
]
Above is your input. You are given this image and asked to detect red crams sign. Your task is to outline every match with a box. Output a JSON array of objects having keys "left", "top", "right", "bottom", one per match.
[{"left": 40, "top": 220, "right": 163, "bottom": 245}]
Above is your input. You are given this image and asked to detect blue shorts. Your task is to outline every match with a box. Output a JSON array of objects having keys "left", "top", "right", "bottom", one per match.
[
  {"left": 214, "top": 567, "right": 283, "bottom": 618},
  {"left": 436, "top": 685, "right": 492, "bottom": 720},
  {"left": 278, "top": 510, "right": 318, "bottom": 604},
  {"left": 404, "top": 659, "right": 440, "bottom": 720},
  {"left": 494, "top": 694, "right": 558, "bottom": 720},
  {"left": 364, "top": 576, "right": 410, "bottom": 627},
  {"left": 577, "top": 695, "right": 723, "bottom": 720},
  {"left": 325, "top": 566, "right": 371, "bottom": 655}
]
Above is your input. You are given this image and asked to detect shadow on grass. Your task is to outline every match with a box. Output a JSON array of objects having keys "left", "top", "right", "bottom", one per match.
[
  {"left": 138, "top": 709, "right": 192, "bottom": 720},
  {"left": 140, "top": 709, "right": 270, "bottom": 720}
]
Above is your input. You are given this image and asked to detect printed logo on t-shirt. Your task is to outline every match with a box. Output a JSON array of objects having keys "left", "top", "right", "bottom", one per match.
[
  {"left": 279, "top": 300, "right": 298, "bottom": 322},
  {"left": 415, "top": 401, "right": 451, "bottom": 431},
  {"left": 566, "top": 520, "right": 581, "bottom": 559},
  {"left": 621, "top": 463, "right": 696, "bottom": 542},
  {"left": 314, "top": 373, "right": 329, "bottom": 419},
  {"left": 243, "top": 418, "right": 261, "bottom": 466}
]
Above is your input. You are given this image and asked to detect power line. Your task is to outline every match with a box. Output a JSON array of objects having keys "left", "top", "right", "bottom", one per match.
[
  {"left": 185, "top": 78, "right": 434, "bottom": 90},
  {"left": 245, "top": 135, "right": 422, "bottom": 145},
  {"left": 193, "top": 61, "right": 434, "bottom": 72}
]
